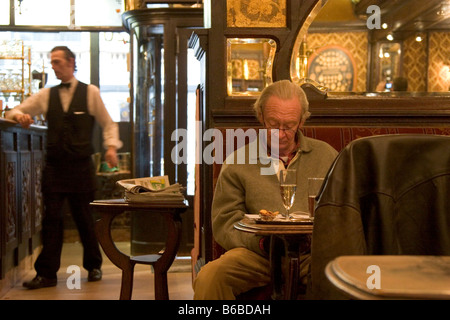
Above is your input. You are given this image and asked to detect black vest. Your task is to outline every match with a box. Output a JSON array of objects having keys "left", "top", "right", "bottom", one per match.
[
  {"left": 46, "top": 82, "right": 95, "bottom": 162},
  {"left": 43, "top": 82, "right": 96, "bottom": 193}
]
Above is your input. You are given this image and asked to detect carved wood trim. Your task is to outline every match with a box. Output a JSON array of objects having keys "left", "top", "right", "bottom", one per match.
[
  {"left": 6, "top": 160, "right": 17, "bottom": 246},
  {"left": 33, "top": 155, "right": 43, "bottom": 231},
  {"left": 21, "top": 157, "right": 31, "bottom": 236}
]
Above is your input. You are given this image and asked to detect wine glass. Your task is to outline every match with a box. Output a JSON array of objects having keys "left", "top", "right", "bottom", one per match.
[{"left": 279, "top": 169, "right": 297, "bottom": 219}]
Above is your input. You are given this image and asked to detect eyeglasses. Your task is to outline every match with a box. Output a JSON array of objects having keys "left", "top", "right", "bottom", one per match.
[
  {"left": 265, "top": 125, "right": 298, "bottom": 135},
  {"left": 262, "top": 115, "right": 300, "bottom": 135}
]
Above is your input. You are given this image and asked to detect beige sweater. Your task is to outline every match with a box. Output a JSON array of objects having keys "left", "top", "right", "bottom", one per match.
[{"left": 212, "top": 132, "right": 338, "bottom": 256}]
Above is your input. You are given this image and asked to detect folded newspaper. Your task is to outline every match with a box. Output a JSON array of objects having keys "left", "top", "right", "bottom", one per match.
[{"left": 116, "top": 175, "right": 186, "bottom": 203}]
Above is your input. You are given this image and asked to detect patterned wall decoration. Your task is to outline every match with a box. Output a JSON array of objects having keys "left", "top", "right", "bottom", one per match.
[
  {"left": 306, "top": 32, "right": 368, "bottom": 92},
  {"left": 227, "top": 0, "right": 286, "bottom": 28},
  {"left": 428, "top": 32, "right": 450, "bottom": 92},
  {"left": 403, "top": 34, "right": 427, "bottom": 92}
]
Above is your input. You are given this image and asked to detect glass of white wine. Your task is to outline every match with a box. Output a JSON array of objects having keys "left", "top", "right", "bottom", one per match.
[{"left": 279, "top": 169, "right": 297, "bottom": 220}]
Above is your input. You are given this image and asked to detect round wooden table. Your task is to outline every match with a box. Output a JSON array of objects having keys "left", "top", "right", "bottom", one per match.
[
  {"left": 325, "top": 255, "right": 450, "bottom": 300},
  {"left": 90, "top": 198, "right": 188, "bottom": 300}
]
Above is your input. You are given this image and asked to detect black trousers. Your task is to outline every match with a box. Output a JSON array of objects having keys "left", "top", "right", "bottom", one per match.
[{"left": 35, "top": 191, "right": 102, "bottom": 279}]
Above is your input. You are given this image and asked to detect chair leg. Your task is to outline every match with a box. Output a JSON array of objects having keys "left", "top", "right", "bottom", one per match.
[{"left": 120, "top": 262, "right": 136, "bottom": 300}]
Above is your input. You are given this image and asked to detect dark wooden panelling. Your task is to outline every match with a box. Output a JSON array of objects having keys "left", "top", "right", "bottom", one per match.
[{"left": 0, "top": 120, "right": 46, "bottom": 280}]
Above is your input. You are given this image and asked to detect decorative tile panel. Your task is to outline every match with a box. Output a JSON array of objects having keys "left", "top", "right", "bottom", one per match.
[{"left": 227, "top": 0, "right": 286, "bottom": 28}]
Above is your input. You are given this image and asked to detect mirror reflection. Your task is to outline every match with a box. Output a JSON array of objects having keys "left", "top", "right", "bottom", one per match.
[
  {"left": 227, "top": 38, "right": 276, "bottom": 96},
  {"left": 291, "top": 0, "right": 450, "bottom": 94},
  {"left": 374, "top": 42, "right": 402, "bottom": 92}
]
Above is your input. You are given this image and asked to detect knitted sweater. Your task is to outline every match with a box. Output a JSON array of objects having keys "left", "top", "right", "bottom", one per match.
[{"left": 212, "top": 132, "right": 338, "bottom": 256}]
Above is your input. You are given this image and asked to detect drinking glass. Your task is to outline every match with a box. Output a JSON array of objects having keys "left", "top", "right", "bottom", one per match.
[
  {"left": 279, "top": 169, "right": 297, "bottom": 219},
  {"left": 308, "top": 178, "right": 324, "bottom": 220}
]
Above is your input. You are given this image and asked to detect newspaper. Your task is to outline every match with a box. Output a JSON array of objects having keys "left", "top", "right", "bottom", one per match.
[{"left": 116, "top": 175, "right": 186, "bottom": 203}]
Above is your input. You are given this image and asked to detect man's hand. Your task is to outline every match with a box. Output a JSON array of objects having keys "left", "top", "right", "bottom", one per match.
[
  {"left": 14, "top": 114, "right": 34, "bottom": 128},
  {"left": 104, "top": 146, "right": 118, "bottom": 168}
]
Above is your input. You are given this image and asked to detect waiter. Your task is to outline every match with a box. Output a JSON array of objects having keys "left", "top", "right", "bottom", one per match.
[{"left": 7, "top": 46, "right": 122, "bottom": 289}]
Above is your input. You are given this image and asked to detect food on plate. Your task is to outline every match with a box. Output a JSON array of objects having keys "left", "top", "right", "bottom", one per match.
[{"left": 259, "top": 209, "right": 279, "bottom": 221}]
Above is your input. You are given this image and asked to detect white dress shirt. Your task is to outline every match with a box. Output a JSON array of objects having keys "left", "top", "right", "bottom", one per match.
[{"left": 7, "top": 77, "right": 122, "bottom": 150}]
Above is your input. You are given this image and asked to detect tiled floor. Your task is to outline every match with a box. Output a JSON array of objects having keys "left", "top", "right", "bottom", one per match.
[{"left": 0, "top": 242, "right": 194, "bottom": 300}]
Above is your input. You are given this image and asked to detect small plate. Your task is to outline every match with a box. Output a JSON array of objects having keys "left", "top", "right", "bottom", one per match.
[
  {"left": 245, "top": 213, "right": 313, "bottom": 225},
  {"left": 255, "top": 218, "right": 313, "bottom": 225}
]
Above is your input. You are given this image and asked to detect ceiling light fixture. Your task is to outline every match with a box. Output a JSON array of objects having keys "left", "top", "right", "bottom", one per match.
[{"left": 437, "top": 1, "right": 450, "bottom": 16}]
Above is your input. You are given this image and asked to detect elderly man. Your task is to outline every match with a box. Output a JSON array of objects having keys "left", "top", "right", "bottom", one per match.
[
  {"left": 193, "top": 80, "right": 338, "bottom": 299},
  {"left": 7, "top": 46, "right": 122, "bottom": 289}
]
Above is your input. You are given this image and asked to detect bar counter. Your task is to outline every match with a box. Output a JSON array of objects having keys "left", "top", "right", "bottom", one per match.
[{"left": 0, "top": 117, "right": 47, "bottom": 296}]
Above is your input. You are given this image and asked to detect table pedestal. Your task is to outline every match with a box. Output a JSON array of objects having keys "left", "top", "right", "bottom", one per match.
[{"left": 234, "top": 218, "right": 313, "bottom": 300}]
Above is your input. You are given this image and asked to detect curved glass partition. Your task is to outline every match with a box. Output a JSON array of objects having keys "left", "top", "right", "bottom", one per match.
[{"left": 289, "top": 0, "right": 325, "bottom": 89}]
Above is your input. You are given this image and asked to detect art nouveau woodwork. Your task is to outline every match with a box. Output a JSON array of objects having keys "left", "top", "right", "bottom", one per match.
[{"left": 190, "top": 0, "right": 450, "bottom": 278}]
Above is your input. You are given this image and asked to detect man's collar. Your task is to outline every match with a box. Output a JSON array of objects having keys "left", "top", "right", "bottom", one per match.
[
  {"left": 59, "top": 77, "right": 78, "bottom": 89},
  {"left": 296, "top": 130, "right": 312, "bottom": 153}
]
